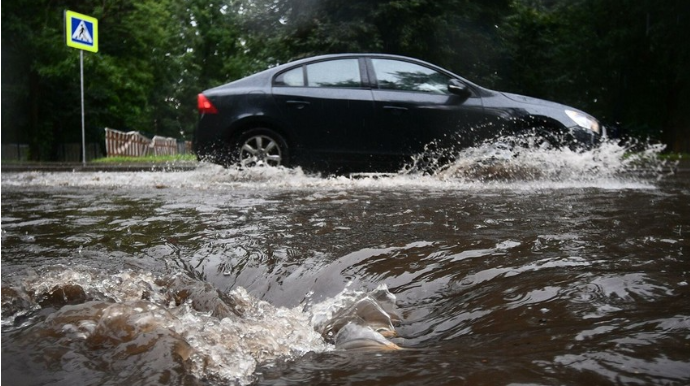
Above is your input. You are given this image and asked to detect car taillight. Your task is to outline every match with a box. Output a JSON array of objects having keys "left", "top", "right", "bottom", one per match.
[{"left": 198, "top": 94, "right": 218, "bottom": 114}]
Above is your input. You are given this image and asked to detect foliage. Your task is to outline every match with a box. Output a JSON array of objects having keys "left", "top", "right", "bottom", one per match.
[
  {"left": 499, "top": 0, "right": 690, "bottom": 149},
  {"left": 236, "top": 0, "right": 510, "bottom": 85}
]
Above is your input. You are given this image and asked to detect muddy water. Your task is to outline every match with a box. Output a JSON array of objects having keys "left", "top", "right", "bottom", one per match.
[{"left": 2, "top": 145, "right": 689, "bottom": 385}]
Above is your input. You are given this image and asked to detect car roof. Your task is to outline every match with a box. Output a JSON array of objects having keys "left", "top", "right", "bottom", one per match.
[
  {"left": 205, "top": 53, "right": 485, "bottom": 94},
  {"left": 286, "top": 53, "right": 417, "bottom": 64},
  {"left": 278, "top": 53, "right": 446, "bottom": 71},
  {"left": 280, "top": 53, "right": 487, "bottom": 90}
]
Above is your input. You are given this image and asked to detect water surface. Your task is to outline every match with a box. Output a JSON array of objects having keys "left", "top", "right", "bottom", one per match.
[{"left": 2, "top": 144, "right": 689, "bottom": 385}]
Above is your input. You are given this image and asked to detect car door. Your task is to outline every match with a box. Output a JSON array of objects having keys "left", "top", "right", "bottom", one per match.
[
  {"left": 272, "top": 58, "right": 375, "bottom": 165},
  {"left": 367, "top": 58, "right": 486, "bottom": 157}
]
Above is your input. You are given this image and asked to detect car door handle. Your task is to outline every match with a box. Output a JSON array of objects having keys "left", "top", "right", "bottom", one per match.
[
  {"left": 286, "top": 100, "right": 310, "bottom": 110},
  {"left": 383, "top": 105, "right": 408, "bottom": 114}
]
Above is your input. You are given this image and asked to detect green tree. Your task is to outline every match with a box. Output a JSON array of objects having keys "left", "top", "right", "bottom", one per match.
[
  {"left": 500, "top": 0, "right": 690, "bottom": 151},
  {"left": 2, "top": 0, "right": 194, "bottom": 159},
  {"left": 3, "top": 0, "right": 78, "bottom": 159},
  {"left": 237, "top": 0, "right": 510, "bottom": 85},
  {"left": 172, "top": 0, "right": 253, "bottom": 138}
]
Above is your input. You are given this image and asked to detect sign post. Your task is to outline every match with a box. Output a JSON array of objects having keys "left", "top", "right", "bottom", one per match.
[{"left": 65, "top": 10, "right": 98, "bottom": 166}]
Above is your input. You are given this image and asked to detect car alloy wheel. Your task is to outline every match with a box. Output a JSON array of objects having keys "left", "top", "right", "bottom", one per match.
[{"left": 237, "top": 129, "right": 288, "bottom": 167}]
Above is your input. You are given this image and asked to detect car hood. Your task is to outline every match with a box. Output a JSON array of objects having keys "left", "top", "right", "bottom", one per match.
[{"left": 501, "top": 92, "right": 567, "bottom": 109}]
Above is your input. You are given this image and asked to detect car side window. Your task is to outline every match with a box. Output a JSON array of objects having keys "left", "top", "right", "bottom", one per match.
[
  {"left": 371, "top": 59, "right": 450, "bottom": 94},
  {"left": 306, "top": 59, "right": 361, "bottom": 88}
]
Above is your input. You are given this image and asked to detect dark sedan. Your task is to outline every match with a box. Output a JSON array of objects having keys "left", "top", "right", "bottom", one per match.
[{"left": 194, "top": 53, "right": 603, "bottom": 172}]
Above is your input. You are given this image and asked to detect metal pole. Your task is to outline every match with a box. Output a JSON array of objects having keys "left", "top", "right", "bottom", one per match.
[{"left": 80, "top": 50, "right": 86, "bottom": 166}]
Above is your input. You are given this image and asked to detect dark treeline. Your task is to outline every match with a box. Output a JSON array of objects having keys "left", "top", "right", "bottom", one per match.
[{"left": 2, "top": 0, "right": 689, "bottom": 160}]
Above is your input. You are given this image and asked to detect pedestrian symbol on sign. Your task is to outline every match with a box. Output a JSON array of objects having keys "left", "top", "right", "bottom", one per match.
[{"left": 72, "top": 20, "right": 93, "bottom": 44}]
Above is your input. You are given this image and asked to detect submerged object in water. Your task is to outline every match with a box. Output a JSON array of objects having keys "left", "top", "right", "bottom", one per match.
[
  {"left": 334, "top": 322, "right": 401, "bottom": 351},
  {"left": 316, "top": 285, "right": 402, "bottom": 350}
]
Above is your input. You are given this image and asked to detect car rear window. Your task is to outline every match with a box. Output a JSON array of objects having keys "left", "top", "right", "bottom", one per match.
[{"left": 275, "top": 67, "right": 305, "bottom": 86}]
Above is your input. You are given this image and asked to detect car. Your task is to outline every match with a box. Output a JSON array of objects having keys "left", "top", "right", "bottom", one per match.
[{"left": 193, "top": 53, "right": 604, "bottom": 173}]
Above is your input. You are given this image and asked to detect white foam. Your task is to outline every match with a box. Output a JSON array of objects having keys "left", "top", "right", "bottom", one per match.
[{"left": 1, "top": 141, "right": 667, "bottom": 192}]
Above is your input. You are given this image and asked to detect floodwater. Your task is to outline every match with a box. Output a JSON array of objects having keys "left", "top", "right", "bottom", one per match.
[{"left": 2, "top": 142, "right": 689, "bottom": 385}]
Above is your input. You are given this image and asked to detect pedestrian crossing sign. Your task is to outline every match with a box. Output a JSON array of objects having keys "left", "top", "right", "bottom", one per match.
[{"left": 65, "top": 10, "right": 98, "bottom": 53}]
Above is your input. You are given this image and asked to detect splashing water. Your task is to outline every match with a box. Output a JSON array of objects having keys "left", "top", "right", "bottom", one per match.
[
  {"left": 1, "top": 266, "right": 402, "bottom": 385},
  {"left": 405, "top": 135, "right": 670, "bottom": 185},
  {"left": 310, "top": 284, "right": 402, "bottom": 350},
  {"left": 0, "top": 138, "right": 672, "bottom": 192}
]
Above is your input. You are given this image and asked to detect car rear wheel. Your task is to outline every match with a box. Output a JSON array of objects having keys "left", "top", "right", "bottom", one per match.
[{"left": 235, "top": 128, "right": 289, "bottom": 168}]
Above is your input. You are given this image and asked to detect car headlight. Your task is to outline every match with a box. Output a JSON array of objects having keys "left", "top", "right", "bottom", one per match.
[{"left": 565, "top": 109, "right": 600, "bottom": 134}]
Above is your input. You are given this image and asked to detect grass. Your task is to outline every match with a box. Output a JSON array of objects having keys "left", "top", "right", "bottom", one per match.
[
  {"left": 658, "top": 153, "right": 688, "bottom": 161},
  {"left": 621, "top": 152, "right": 687, "bottom": 161},
  {"left": 91, "top": 154, "right": 197, "bottom": 163}
]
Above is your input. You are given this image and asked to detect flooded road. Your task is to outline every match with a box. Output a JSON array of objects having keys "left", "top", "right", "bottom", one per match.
[{"left": 2, "top": 145, "right": 689, "bottom": 385}]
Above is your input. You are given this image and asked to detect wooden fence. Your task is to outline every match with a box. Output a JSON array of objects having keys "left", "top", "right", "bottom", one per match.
[
  {"left": 105, "top": 128, "right": 190, "bottom": 157},
  {"left": 2, "top": 130, "right": 190, "bottom": 161}
]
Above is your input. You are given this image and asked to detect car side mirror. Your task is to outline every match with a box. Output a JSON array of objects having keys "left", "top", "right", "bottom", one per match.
[{"left": 448, "top": 79, "right": 471, "bottom": 98}]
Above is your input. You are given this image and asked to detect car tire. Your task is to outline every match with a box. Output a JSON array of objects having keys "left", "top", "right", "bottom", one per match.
[{"left": 234, "top": 128, "right": 289, "bottom": 168}]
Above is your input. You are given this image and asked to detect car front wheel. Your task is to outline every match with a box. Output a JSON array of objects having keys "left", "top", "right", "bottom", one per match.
[{"left": 235, "top": 128, "right": 289, "bottom": 168}]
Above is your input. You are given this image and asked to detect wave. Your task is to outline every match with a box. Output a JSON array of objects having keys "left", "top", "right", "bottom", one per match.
[{"left": 1, "top": 266, "right": 401, "bottom": 385}]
